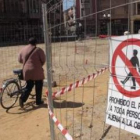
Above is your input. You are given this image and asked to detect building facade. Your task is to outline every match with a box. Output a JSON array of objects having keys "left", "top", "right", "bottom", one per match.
[
  {"left": 75, "top": 0, "right": 140, "bottom": 36},
  {"left": 0, "top": 0, "right": 64, "bottom": 45},
  {"left": 1, "top": 0, "right": 140, "bottom": 45},
  {"left": 47, "top": 1, "right": 64, "bottom": 37},
  {"left": 0, "top": 0, "right": 43, "bottom": 45},
  {"left": 76, "top": 0, "right": 96, "bottom": 35},
  {"left": 63, "top": 6, "right": 76, "bottom": 35},
  {"left": 97, "top": 0, "right": 140, "bottom": 35},
  {"left": 63, "top": 0, "right": 96, "bottom": 36}
]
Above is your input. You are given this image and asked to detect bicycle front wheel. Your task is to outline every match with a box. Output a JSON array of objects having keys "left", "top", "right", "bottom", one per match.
[{"left": 0, "top": 81, "right": 19, "bottom": 109}]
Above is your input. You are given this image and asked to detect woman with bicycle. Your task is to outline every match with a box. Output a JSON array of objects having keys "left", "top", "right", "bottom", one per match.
[{"left": 18, "top": 37, "right": 46, "bottom": 108}]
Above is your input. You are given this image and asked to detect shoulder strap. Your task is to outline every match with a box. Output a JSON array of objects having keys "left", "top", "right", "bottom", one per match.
[{"left": 23, "top": 47, "right": 37, "bottom": 67}]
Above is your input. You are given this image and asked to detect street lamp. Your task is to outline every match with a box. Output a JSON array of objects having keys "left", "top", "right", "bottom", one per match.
[
  {"left": 103, "top": 13, "right": 111, "bottom": 18},
  {"left": 103, "top": 13, "right": 111, "bottom": 36}
]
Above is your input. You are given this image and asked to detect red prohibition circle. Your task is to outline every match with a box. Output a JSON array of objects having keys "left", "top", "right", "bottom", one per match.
[{"left": 112, "top": 38, "right": 140, "bottom": 98}]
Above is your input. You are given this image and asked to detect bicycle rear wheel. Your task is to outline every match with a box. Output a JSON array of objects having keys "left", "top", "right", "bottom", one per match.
[{"left": 0, "top": 81, "right": 19, "bottom": 109}]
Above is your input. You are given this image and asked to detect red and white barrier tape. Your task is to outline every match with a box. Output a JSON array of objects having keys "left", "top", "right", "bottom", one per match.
[
  {"left": 50, "top": 67, "right": 108, "bottom": 98},
  {"left": 48, "top": 106, "right": 73, "bottom": 140},
  {"left": 47, "top": 67, "right": 108, "bottom": 140}
]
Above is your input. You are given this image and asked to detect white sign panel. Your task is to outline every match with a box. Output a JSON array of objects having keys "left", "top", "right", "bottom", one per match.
[{"left": 106, "top": 34, "right": 140, "bottom": 135}]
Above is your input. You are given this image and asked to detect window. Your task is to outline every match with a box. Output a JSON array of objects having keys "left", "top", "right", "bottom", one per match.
[
  {"left": 21, "top": 0, "right": 26, "bottom": 13},
  {"left": 85, "top": 8, "right": 90, "bottom": 15},
  {"left": 81, "top": 8, "right": 85, "bottom": 16},
  {"left": 29, "top": 0, "right": 39, "bottom": 13},
  {"left": 81, "top": 0, "right": 90, "bottom": 3},
  {"left": 33, "top": 0, "right": 36, "bottom": 13},
  {"left": 0, "top": 1, "right": 4, "bottom": 13},
  {"left": 81, "top": 3, "right": 91, "bottom": 17},
  {"left": 15, "top": 1, "right": 19, "bottom": 13},
  {"left": 138, "top": 3, "right": 140, "bottom": 14}
]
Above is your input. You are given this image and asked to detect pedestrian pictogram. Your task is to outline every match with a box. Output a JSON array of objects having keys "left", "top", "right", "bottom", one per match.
[
  {"left": 112, "top": 38, "right": 140, "bottom": 97},
  {"left": 121, "top": 49, "right": 140, "bottom": 89}
]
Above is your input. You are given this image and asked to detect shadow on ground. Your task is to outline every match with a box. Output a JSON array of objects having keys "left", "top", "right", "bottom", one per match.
[
  {"left": 5, "top": 99, "right": 84, "bottom": 114},
  {"left": 53, "top": 100, "right": 84, "bottom": 108}
]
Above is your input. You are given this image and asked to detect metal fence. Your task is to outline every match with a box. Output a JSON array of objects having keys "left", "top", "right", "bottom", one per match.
[
  {"left": 1, "top": 0, "right": 140, "bottom": 140},
  {"left": 44, "top": 0, "right": 140, "bottom": 140}
]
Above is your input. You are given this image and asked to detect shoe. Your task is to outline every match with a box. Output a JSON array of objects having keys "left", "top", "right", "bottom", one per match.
[
  {"left": 121, "top": 81, "right": 125, "bottom": 85},
  {"left": 36, "top": 100, "right": 44, "bottom": 105},
  {"left": 131, "top": 86, "right": 136, "bottom": 90},
  {"left": 19, "top": 98, "right": 24, "bottom": 108}
]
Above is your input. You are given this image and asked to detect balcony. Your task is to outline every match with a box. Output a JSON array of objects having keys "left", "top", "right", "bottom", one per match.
[
  {"left": 0, "top": 12, "right": 28, "bottom": 19},
  {"left": 0, "top": 9, "right": 41, "bottom": 20}
]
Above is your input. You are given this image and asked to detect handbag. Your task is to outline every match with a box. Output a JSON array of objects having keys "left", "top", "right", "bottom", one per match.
[{"left": 19, "top": 47, "right": 37, "bottom": 80}]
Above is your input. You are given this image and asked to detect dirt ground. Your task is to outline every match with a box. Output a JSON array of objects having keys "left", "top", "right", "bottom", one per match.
[{"left": 0, "top": 39, "right": 140, "bottom": 140}]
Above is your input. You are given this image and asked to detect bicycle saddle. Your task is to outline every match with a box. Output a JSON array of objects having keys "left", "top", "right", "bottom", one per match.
[{"left": 13, "top": 69, "right": 22, "bottom": 75}]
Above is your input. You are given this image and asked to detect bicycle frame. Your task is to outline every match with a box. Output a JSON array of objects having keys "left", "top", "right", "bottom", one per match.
[{"left": 1, "top": 76, "right": 26, "bottom": 97}]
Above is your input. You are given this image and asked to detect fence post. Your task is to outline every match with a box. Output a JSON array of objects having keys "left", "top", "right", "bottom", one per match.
[
  {"left": 107, "top": 22, "right": 110, "bottom": 36},
  {"left": 42, "top": 3, "right": 55, "bottom": 140}
]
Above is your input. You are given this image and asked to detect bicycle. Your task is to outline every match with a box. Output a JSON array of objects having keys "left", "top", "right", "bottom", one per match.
[{"left": 0, "top": 69, "right": 35, "bottom": 109}]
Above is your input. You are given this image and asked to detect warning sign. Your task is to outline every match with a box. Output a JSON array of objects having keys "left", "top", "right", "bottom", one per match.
[{"left": 106, "top": 34, "right": 140, "bottom": 136}]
